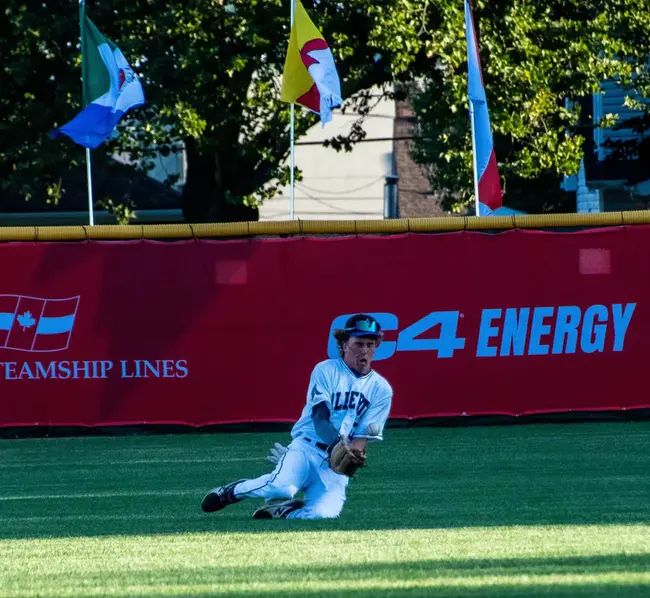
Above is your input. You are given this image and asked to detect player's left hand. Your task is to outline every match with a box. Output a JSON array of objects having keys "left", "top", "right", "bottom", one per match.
[
  {"left": 266, "top": 442, "right": 288, "bottom": 465},
  {"left": 328, "top": 440, "right": 366, "bottom": 477}
]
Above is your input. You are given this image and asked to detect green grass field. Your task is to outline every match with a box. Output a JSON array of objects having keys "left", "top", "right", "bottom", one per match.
[{"left": 1, "top": 422, "right": 649, "bottom": 597}]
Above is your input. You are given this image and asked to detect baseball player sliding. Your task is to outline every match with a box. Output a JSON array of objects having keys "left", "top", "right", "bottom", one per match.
[{"left": 201, "top": 313, "right": 393, "bottom": 519}]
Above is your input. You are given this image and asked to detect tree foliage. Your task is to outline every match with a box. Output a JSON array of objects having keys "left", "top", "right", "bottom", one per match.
[
  {"left": 2, "top": 0, "right": 427, "bottom": 221},
  {"left": 5, "top": 0, "right": 650, "bottom": 220},
  {"left": 411, "top": 0, "right": 650, "bottom": 214},
  {"left": 1, "top": 2, "right": 82, "bottom": 208}
]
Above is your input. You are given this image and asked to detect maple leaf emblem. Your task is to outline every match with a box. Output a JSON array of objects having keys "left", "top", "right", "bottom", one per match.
[{"left": 17, "top": 311, "right": 36, "bottom": 331}]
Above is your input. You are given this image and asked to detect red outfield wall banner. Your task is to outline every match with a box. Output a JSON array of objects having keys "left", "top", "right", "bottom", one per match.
[{"left": 0, "top": 227, "right": 648, "bottom": 427}]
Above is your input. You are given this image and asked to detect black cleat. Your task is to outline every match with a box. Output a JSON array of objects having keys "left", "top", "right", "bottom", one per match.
[
  {"left": 253, "top": 498, "right": 306, "bottom": 519},
  {"left": 201, "top": 479, "right": 246, "bottom": 513}
]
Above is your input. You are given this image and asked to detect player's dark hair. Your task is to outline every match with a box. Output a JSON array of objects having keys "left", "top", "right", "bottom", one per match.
[
  {"left": 333, "top": 329, "right": 350, "bottom": 357},
  {"left": 333, "top": 329, "right": 382, "bottom": 358}
]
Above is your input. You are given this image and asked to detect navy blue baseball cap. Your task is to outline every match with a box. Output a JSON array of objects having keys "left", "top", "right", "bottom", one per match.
[{"left": 343, "top": 314, "right": 382, "bottom": 337}]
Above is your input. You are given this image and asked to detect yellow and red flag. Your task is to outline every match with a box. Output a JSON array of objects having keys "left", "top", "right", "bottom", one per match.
[{"left": 281, "top": 0, "right": 342, "bottom": 125}]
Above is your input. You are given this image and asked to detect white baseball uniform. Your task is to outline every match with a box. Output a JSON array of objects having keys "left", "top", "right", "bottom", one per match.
[{"left": 233, "top": 358, "right": 393, "bottom": 519}]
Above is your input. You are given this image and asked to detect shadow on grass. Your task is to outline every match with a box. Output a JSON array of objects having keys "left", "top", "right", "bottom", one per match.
[
  {"left": 2, "top": 473, "right": 650, "bottom": 539},
  {"left": 44, "top": 586, "right": 650, "bottom": 598},
  {"left": 48, "top": 586, "right": 650, "bottom": 598},
  {"left": 1, "top": 502, "right": 650, "bottom": 540},
  {"left": 1, "top": 424, "right": 649, "bottom": 540}
]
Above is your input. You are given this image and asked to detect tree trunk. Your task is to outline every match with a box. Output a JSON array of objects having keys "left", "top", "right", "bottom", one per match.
[{"left": 181, "top": 138, "right": 259, "bottom": 223}]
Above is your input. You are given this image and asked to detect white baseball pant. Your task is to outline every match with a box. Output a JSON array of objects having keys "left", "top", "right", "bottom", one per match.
[{"left": 233, "top": 437, "right": 349, "bottom": 519}]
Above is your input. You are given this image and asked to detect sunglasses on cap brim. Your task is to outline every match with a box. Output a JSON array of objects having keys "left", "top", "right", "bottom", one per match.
[{"left": 344, "top": 319, "right": 381, "bottom": 334}]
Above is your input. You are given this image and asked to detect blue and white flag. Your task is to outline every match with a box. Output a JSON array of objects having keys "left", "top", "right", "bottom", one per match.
[{"left": 53, "top": 3, "right": 144, "bottom": 148}]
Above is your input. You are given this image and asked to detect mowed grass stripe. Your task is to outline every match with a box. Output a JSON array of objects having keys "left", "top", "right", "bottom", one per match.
[
  {"left": 2, "top": 527, "right": 650, "bottom": 597},
  {"left": 0, "top": 457, "right": 261, "bottom": 469},
  {"left": 3, "top": 526, "right": 650, "bottom": 566},
  {"left": 0, "top": 490, "right": 208, "bottom": 501}
]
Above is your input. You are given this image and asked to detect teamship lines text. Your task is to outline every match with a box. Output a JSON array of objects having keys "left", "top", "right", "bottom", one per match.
[{"left": 0, "top": 359, "right": 189, "bottom": 381}]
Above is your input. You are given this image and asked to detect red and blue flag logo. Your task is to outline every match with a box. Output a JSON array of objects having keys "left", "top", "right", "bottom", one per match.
[{"left": 0, "top": 295, "right": 80, "bottom": 352}]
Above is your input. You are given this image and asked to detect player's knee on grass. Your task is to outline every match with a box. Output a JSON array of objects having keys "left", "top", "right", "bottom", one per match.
[
  {"left": 309, "top": 506, "right": 341, "bottom": 519},
  {"left": 297, "top": 498, "right": 344, "bottom": 519}
]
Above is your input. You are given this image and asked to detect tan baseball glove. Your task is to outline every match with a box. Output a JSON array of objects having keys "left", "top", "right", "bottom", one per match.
[{"left": 328, "top": 440, "right": 367, "bottom": 477}]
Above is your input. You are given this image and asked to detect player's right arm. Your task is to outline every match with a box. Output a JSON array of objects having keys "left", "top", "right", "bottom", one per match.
[
  {"left": 312, "top": 402, "right": 340, "bottom": 450},
  {"left": 307, "top": 362, "right": 340, "bottom": 451}
]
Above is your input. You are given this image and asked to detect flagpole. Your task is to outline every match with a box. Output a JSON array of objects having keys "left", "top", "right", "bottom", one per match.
[
  {"left": 469, "top": 99, "right": 480, "bottom": 217},
  {"left": 79, "top": 0, "right": 94, "bottom": 226},
  {"left": 85, "top": 149, "right": 95, "bottom": 226},
  {"left": 290, "top": 106, "right": 295, "bottom": 220},
  {"left": 289, "top": 0, "right": 296, "bottom": 220}
]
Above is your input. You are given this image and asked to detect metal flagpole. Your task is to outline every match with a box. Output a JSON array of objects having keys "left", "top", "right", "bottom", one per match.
[
  {"left": 290, "top": 107, "right": 295, "bottom": 220},
  {"left": 80, "top": 0, "right": 94, "bottom": 225},
  {"left": 85, "top": 148, "right": 95, "bottom": 226},
  {"left": 289, "top": 0, "right": 296, "bottom": 220},
  {"left": 469, "top": 99, "right": 480, "bottom": 217}
]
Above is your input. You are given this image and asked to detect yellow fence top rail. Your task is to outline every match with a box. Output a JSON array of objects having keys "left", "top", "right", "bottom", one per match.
[{"left": 0, "top": 210, "right": 649, "bottom": 242}]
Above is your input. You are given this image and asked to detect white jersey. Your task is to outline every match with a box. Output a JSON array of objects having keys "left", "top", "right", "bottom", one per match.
[{"left": 291, "top": 358, "right": 393, "bottom": 444}]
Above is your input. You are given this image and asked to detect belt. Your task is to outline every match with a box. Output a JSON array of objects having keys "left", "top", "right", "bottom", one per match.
[{"left": 303, "top": 437, "right": 329, "bottom": 452}]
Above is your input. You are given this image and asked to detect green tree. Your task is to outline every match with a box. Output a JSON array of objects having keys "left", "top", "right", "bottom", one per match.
[
  {"left": 2, "top": 0, "right": 428, "bottom": 221},
  {"left": 411, "top": 0, "right": 650, "bottom": 214},
  {"left": 1, "top": 2, "right": 83, "bottom": 210}
]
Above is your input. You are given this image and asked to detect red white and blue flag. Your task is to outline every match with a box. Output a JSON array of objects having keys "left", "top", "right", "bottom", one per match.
[
  {"left": 0, "top": 295, "right": 80, "bottom": 352},
  {"left": 465, "top": 0, "right": 503, "bottom": 215}
]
